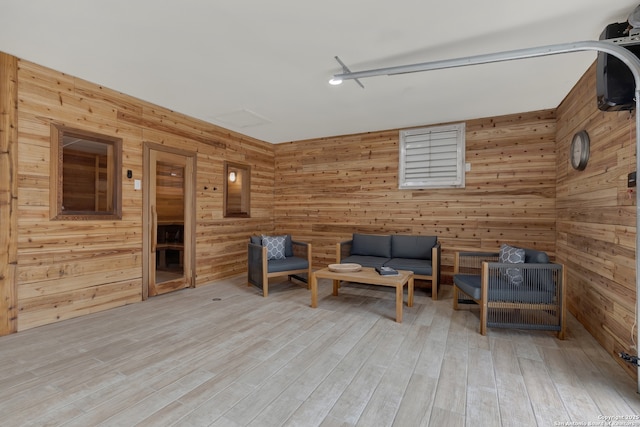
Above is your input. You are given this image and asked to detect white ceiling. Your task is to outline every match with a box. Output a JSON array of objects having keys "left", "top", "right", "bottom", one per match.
[{"left": 1, "top": 1, "right": 639, "bottom": 143}]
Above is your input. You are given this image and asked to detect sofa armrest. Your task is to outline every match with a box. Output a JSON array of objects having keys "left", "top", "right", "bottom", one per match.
[{"left": 336, "top": 239, "right": 353, "bottom": 263}]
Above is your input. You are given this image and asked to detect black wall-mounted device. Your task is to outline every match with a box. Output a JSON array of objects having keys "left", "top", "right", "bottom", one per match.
[{"left": 597, "top": 22, "right": 640, "bottom": 111}]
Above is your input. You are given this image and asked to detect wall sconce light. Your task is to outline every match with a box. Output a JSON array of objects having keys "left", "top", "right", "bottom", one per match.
[{"left": 228, "top": 171, "right": 237, "bottom": 182}]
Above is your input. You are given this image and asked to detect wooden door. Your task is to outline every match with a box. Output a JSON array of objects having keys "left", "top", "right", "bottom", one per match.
[{"left": 143, "top": 144, "right": 196, "bottom": 298}]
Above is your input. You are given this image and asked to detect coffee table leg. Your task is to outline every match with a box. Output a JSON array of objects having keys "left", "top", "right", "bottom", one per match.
[
  {"left": 408, "top": 276, "right": 414, "bottom": 307},
  {"left": 332, "top": 279, "right": 339, "bottom": 296},
  {"left": 396, "top": 284, "right": 402, "bottom": 323},
  {"left": 311, "top": 273, "right": 318, "bottom": 308}
]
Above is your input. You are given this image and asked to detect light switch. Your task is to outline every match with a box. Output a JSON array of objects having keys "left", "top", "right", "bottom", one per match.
[{"left": 134, "top": 179, "right": 141, "bottom": 190}]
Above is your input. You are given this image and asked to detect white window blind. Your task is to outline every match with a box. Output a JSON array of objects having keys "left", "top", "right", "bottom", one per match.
[{"left": 399, "top": 123, "right": 465, "bottom": 189}]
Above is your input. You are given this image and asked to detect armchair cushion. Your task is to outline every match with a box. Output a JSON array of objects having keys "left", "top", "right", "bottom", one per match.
[
  {"left": 499, "top": 244, "right": 525, "bottom": 286},
  {"left": 267, "top": 256, "right": 309, "bottom": 273},
  {"left": 351, "top": 233, "right": 392, "bottom": 258},
  {"left": 391, "top": 235, "right": 436, "bottom": 259},
  {"left": 284, "top": 234, "right": 294, "bottom": 257},
  {"left": 523, "top": 248, "right": 550, "bottom": 263}
]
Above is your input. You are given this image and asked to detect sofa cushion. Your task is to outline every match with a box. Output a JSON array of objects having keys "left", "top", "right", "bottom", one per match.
[
  {"left": 341, "top": 255, "right": 390, "bottom": 269},
  {"left": 262, "top": 235, "right": 287, "bottom": 260},
  {"left": 499, "top": 244, "right": 525, "bottom": 286},
  {"left": 384, "top": 258, "right": 432, "bottom": 276},
  {"left": 351, "top": 234, "right": 392, "bottom": 258},
  {"left": 267, "top": 256, "right": 308, "bottom": 273},
  {"left": 391, "top": 235, "right": 436, "bottom": 259}
]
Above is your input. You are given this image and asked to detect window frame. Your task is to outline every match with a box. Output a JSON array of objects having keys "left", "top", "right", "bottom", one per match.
[
  {"left": 223, "top": 161, "right": 251, "bottom": 218},
  {"left": 50, "top": 124, "right": 123, "bottom": 220},
  {"left": 398, "top": 122, "right": 466, "bottom": 189}
]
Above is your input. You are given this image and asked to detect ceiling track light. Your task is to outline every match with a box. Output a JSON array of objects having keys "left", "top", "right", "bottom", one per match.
[
  {"left": 330, "top": 56, "right": 364, "bottom": 88},
  {"left": 330, "top": 40, "right": 640, "bottom": 85}
]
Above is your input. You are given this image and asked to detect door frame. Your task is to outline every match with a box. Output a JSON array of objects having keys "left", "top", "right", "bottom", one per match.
[{"left": 142, "top": 142, "right": 197, "bottom": 299}]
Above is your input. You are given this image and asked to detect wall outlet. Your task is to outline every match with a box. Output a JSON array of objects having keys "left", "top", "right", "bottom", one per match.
[{"left": 134, "top": 179, "right": 141, "bottom": 190}]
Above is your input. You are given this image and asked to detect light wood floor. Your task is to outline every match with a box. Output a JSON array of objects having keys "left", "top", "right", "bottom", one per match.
[{"left": 1, "top": 275, "right": 639, "bottom": 427}]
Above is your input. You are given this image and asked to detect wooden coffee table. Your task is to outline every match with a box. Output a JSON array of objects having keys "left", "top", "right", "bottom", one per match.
[{"left": 310, "top": 267, "right": 414, "bottom": 323}]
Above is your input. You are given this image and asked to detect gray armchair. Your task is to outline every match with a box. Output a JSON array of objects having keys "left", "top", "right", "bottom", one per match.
[
  {"left": 452, "top": 247, "right": 566, "bottom": 339},
  {"left": 248, "top": 234, "right": 312, "bottom": 297}
]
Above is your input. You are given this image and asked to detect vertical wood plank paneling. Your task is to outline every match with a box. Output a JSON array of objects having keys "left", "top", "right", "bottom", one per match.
[
  {"left": 0, "top": 52, "right": 18, "bottom": 335},
  {"left": 13, "top": 55, "right": 275, "bottom": 331},
  {"left": 274, "top": 110, "right": 558, "bottom": 283},
  {"left": 556, "top": 62, "right": 637, "bottom": 379}
]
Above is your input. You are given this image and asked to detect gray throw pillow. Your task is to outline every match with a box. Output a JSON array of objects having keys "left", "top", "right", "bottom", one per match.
[
  {"left": 262, "top": 235, "right": 286, "bottom": 260},
  {"left": 499, "top": 244, "right": 525, "bottom": 286}
]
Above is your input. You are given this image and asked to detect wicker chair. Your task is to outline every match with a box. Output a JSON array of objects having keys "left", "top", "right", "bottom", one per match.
[
  {"left": 452, "top": 249, "right": 566, "bottom": 339},
  {"left": 247, "top": 235, "right": 312, "bottom": 297}
]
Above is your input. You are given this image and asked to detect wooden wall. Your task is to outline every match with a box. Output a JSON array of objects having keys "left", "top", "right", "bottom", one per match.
[
  {"left": 0, "top": 52, "right": 18, "bottom": 335},
  {"left": 11, "top": 54, "right": 275, "bottom": 331},
  {"left": 274, "top": 110, "right": 558, "bottom": 284},
  {"left": 556, "top": 62, "right": 637, "bottom": 378}
]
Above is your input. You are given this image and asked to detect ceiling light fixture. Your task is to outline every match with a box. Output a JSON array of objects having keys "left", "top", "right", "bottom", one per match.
[
  {"left": 228, "top": 171, "right": 236, "bottom": 182},
  {"left": 330, "top": 56, "right": 364, "bottom": 89}
]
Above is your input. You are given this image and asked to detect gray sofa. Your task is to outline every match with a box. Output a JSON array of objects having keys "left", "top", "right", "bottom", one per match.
[
  {"left": 336, "top": 233, "right": 441, "bottom": 299},
  {"left": 452, "top": 246, "right": 566, "bottom": 338}
]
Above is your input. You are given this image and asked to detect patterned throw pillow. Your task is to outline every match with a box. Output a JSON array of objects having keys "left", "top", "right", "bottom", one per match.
[
  {"left": 262, "top": 235, "right": 286, "bottom": 260},
  {"left": 499, "top": 244, "right": 525, "bottom": 286}
]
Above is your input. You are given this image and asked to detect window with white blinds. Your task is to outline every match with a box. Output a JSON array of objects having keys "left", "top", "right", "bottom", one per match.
[{"left": 398, "top": 123, "right": 466, "bottom": 189}]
